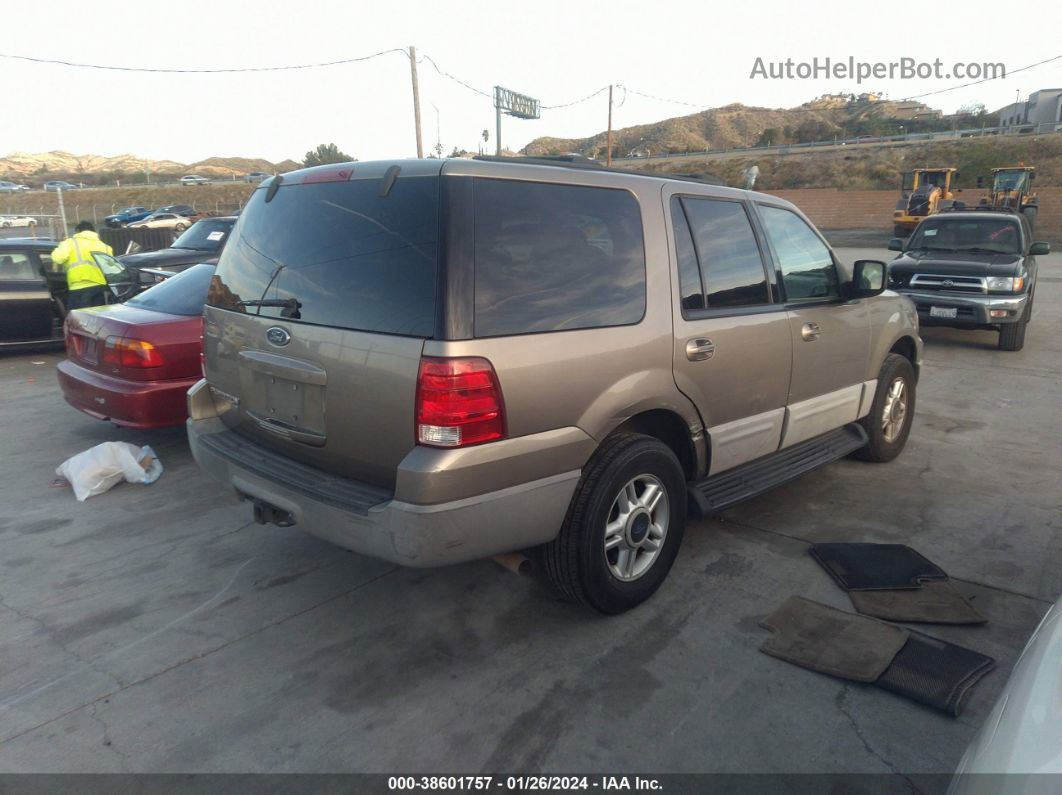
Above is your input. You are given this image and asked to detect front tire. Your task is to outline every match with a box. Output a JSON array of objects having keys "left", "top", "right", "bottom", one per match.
[
  {"left": 998, "top": 309, "right": 1029, "bottom": 351},
  {"left": 853, "top": 354, "right": 916, "bottom": 463},
  {"left": 543, "top": 433, "right": 687, "bottom": 614}
]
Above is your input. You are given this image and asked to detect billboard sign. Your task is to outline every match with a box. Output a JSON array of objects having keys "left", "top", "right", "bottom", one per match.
[{"left": 494, "top": 86, "right": 540, "bottom": 120}]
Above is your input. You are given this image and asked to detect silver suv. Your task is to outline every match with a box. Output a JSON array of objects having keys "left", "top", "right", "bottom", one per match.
[{"left": 188, "top": 157, "right": 922, "bottom": 613}]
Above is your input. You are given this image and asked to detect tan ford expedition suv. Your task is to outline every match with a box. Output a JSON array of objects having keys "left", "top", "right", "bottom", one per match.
[{"left": 188, "top": 156, "right": 922, "bottom": 613}]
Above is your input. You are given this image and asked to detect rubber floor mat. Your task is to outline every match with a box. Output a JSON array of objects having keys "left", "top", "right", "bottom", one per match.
[
  {"left": 759, "top": 597, "right": 909, "bottom": 682},
  {"left": 875, "top": 630, "right": 995, "bottom": 716},
  {"left": 810, "top": 543, "right": 948, "bottom": 591},
  {"left": 849, "top": 580, "right": 987, "bottom": 625}
]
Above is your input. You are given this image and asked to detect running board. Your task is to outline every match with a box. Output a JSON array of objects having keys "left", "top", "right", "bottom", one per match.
[{"left": 687, "top": 423, "right": 868, "bottom": 518}]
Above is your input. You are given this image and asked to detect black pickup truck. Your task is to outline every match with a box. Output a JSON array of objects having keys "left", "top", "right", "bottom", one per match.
[
  {"left": 887, "top": 211, "right": 1050, "bottom": 351},
  {"left": 118, "top": 216, "right": 236, "bottom": 288}
]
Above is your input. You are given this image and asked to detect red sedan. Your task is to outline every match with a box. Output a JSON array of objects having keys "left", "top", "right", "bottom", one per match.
[{"left": 57, "top": 264, "right": 214, "bottom": 428}]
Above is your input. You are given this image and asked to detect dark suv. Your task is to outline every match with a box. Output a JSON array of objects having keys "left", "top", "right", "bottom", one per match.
[
  {"left": 188, "top": 158, "right": 921, "bottom": 613},
  {"left": 888, "top": 211, "right": 1049, "bottom": 351}
]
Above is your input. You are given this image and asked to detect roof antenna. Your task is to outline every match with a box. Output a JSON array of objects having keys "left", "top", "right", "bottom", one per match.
[
  {"left": 265, "top": 174, "right": 284, "bottom": 203},
  {"left": 379, "top": 165, "right": 401, "bottom": 197}
]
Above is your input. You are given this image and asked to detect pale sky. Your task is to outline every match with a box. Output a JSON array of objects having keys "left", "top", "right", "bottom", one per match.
[{"left": 4, "top": 0, "right": 1060, "bottom": 165}]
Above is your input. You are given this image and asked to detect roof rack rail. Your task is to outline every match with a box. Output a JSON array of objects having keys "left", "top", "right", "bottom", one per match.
[
  {"left": 473, "top": 154, "right": 606, "bottom": 169},
  {"left": 938, "top": 203, "right": 1019, "bottom": 215},
  {"left": 470, "top": 154, "right": 728, "bottom": 188}
]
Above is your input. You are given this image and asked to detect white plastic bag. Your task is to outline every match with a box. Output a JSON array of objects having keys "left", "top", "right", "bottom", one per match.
[{"left": 56, "top": 442, "right": 164, "bottom": 502}]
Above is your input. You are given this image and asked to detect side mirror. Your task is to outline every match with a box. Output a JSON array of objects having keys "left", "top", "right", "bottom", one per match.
[
  {"left": 1030, "top": 241, "right": 1050, "bottom": 255},
  {"left": 888, "top": 238, "right": 904, "bottom": 252},
  {"left": 850, "top": 260, "right": 887, "bottom": 298},
  {"left": 1029, "top": 172, "right": 1036, "bottom": 181},
  {"left": 976, "top": 176, "right": 985, "bottom": 189}
]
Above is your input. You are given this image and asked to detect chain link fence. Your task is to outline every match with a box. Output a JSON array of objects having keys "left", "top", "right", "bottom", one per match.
[{"left": 1, "top": 200, "right": 243, "bottom": 246}]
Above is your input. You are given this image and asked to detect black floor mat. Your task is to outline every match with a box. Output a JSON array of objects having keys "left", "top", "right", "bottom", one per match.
[
  {"left": 849, "top": 580, "right": 987, "bottom": 625},
  {"left": 875, "top": 630, "right": 995, "bottom": 717},
  {"left": 810, "top": 543, "right": 948, "bottom": 591}
]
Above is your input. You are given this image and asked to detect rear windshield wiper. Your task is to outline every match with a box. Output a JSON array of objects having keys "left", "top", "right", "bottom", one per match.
[{"left": 237, "top": 297, "right": 302, "bottom": 319}]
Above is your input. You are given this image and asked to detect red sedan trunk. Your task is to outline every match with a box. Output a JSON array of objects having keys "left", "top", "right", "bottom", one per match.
[{"left": 57, "top": 265, "right": 212, "bottom": 428}]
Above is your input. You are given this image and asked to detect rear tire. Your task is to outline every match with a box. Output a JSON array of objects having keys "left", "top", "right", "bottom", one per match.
[
  {"left": 1023, "top": 206, "right": 1037, "bottom": 230},
  {"left": 543, "top": 433, "right": 687, "bottom": 614},
  {"left": 893, "top": 224, "right": 909, "bottom": 238},
  {"left": 853, "top": 354, "right": 916, "bottom": 463}
]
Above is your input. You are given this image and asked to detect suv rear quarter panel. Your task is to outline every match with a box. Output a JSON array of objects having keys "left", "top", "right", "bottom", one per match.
[{"left": 429, "top": 161, "right": 705, "bottom": 483}]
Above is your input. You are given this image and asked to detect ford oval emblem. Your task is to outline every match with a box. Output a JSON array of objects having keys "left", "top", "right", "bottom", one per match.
[{"left": 266, "top": 326, "right": 291, "bottom": 347}]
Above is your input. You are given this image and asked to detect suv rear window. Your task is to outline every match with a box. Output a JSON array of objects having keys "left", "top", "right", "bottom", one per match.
[
  {"left": 207, "top": 176, "right": 438, "bottom": 337},
  {"left": 127, "top": 263, "right": 215, "bottom": 316},
  {"left": 473, "top": 179, "right": 645, "bottom": 337}
]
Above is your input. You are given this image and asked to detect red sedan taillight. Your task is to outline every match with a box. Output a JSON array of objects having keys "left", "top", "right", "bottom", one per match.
[
  {"left": 101, "top": 336, "right": 165, "bottom": 368},
  {"left": 415, "top": 356, "right": 505, "bottom": 448}
]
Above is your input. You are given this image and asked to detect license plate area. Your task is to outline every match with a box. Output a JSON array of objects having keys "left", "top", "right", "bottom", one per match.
[
  {"left": 248, "top": 372, "right": 326, "bottom": 434},
  {"left": 73, "top": 333, "right": 98, "bottom": 364},
  {"left": 929, "top": 306, "right": 958, "bottom": 319}
]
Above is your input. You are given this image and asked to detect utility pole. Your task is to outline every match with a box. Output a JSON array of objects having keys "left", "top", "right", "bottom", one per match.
[
  {"left": 409, "top": 46, "right": 424, "bottom": 158},
  {"left": 606, "top": 84, "right": 614, "bottom": 167},
  {"left": 431, "top": 103, "right": 442, "bottom": 158}
]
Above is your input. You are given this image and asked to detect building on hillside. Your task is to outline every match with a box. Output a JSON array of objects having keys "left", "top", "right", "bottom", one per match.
[
  {"left": 996, "top": 89, "right": 1062, "bottom": 128},
  {"left": 890, "top": 101, "right": 943, "bottom": 120}
]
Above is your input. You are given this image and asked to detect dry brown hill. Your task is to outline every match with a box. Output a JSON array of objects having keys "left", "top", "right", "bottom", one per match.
[
  {"left": 0, "top": 151, "right": 299, "bottom": 180},
  {"left": 523, "top": 98, "right": 949, "bottom": 158}
]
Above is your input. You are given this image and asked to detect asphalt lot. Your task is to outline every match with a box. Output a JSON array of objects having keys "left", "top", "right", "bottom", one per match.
[{"left": 0, "top": 246, "right": 1059, "bottom": 777}]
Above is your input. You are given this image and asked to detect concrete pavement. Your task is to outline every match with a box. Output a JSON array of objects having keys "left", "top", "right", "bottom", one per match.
[{"left": 0, "top": 247, "right": 1058, "bottom": 775}]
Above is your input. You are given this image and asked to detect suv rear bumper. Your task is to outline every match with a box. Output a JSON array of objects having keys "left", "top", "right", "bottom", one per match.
[
  {"left": 897, "top": 289, "right": 1028, "bottom": 326},
  {"left": 187, "top": 416, "right": 581, "bottom": 567}
]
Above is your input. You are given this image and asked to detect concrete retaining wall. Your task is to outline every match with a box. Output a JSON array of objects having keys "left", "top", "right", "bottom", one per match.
[{"left": 764, "top": 187, "right": 1061, "bottom": 243}]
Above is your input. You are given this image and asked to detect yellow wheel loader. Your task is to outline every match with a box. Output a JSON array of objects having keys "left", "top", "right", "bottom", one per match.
[
  {"left": 892, "top": 167, "right": 960, "bottom": 237},
  {"left": 978, "top": 166, "right": 1038, "bottom": 229}
]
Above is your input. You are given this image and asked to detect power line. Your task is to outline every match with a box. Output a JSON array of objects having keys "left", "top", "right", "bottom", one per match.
[
  {"left": 616, "top": 85, "right": 710, "bottom": 109},
  {"left": 0, "top": 47, "right": 621, "bottom": 113},
  {"left": 0, "top": 48, "right": 408, "bottom": 73},
  {"left": 542, "top": 86, "right": 609, "bottom": 109},
  {"left": 417, "top": 53, "right": 493, "bottom": 98},
  {"left": 902, "top": 54, "right": 1062, "bottom": 100}
]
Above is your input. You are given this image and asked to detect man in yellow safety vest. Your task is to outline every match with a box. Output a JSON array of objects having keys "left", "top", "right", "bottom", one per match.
[{"left": 51, "top": 220, "right": 114, "bottom": 310}]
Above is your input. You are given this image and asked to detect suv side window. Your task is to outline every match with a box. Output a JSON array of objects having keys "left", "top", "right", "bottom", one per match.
[
  {"left": 670, "top": 199, "right": 704, "bottom": 312},
  {"left": 758, "top": 205, "right": 840, "bottom": 301},
  {"left": 473, "top": 179, "right": 645, "bottom": 337},
  {"left": 671, "top": 196, "right": 770, "bottom": 311}
]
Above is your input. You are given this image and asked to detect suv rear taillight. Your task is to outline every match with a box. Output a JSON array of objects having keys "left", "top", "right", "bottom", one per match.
[
  {"left": 101, "top": 336, "right": 165, "bottom": 368},
  {"left": 415, "top": 357, "right": 505, "bottom": 448}
]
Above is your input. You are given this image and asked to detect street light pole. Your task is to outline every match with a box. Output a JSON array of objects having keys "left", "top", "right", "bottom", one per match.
[{"left": 606, "top": 84, "right": 614, "bottom": 167}]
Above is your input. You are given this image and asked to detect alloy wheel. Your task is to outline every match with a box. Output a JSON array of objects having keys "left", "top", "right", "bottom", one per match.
[{"left": 603, "top": 474, "right": 670, "bottom": 582}]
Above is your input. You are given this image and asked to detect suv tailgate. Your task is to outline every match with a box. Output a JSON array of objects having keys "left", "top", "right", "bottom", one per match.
[{"left": 203, "top": 161, "right": 442, "bottom": 490}]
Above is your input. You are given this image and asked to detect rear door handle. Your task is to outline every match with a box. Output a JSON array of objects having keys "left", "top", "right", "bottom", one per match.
[
  {"left": 686, "top": 338, "right": 715, "bottom": 361},
  {"left": 801, "top": 323, "right": 821, "bottom": 341}
]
